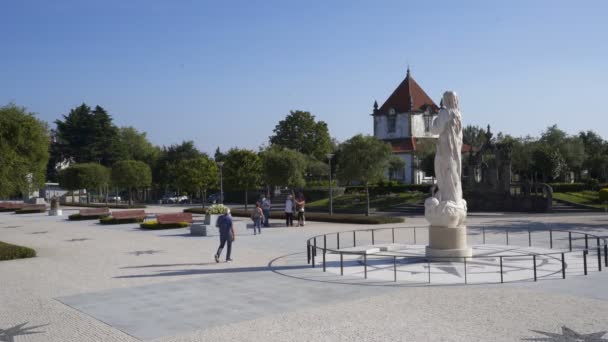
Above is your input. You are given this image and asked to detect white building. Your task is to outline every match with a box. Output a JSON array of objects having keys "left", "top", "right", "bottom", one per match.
[{"left": 372, "top": 68, "right": 439, "bottom": 184}]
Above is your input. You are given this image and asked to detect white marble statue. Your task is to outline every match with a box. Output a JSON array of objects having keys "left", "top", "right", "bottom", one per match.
[{"left": 425, "top": 91, "right": 467, "bottom": 228}]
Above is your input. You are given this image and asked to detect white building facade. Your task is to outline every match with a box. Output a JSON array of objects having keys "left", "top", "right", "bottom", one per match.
[{"left": 372, "top": 68, "right": 439, "bottom": 184}]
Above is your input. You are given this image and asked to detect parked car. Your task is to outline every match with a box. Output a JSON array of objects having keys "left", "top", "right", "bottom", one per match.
[
  {"left": 207, "top": 192, "right": 224, "bottom": 203},
  {"left": 108, "top": 194, "right": 121, "bottom": 202},
  {"left": 161, "top": 194, "right": 189, "bottom": 204}
]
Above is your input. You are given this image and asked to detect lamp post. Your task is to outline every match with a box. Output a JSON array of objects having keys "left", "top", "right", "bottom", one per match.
[
  {"left": 326, "top": 153, "right": 335, "bottom": 215},
  {"left": 217, "top": 161, "right": 225, "bottom": 204}
]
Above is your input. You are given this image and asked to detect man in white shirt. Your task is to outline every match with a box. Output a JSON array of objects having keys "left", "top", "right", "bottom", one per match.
[
  {"left": 284, "top": 195, "right": 294, "bottom": 227},
  {"left": 261, "top": 196, "right": 271, "bottom": 227}
]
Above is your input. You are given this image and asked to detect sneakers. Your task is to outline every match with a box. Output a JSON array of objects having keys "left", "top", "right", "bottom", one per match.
[
  {"left": 226, "top": 258, "right": 233, "bottom": 262},
  {"left": 214, "top": 254, "right": 219, "bottom": 263}
]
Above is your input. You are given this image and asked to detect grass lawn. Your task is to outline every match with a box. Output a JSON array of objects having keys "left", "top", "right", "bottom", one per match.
[
  {"left": 307, "top": 192, "right": 426, "bottom": 212},
  {"left": 553, "top": 191, "right": 607, "bottom": 209},
  {"left": 0, "top": 241, "right": 36, "bottom": 261}
]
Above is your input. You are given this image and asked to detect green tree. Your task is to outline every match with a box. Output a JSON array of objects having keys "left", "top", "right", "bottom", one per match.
[
  {"left": 58, "top": 163, "right": 110, "bottom": 203},
  {"left": 463, "top": 125, "right": 490, "bottom": 148},
  {"left": 336, "top": 135, "right": 393, "bottom": 216},
  {"left": 223, "top": 149, "right": 262, "bottom": 209},
  {"left": 174, "top": 156, "right": 219, "bottom": 206},
  {"left": 579, "top": 130, "right": 608, "bottom": 181},
  {"left": 269, "top": 110, "right": 333, "bottom": 160},
  {"left": 111, "top": 160, "right": 152, "bottom": 204},
  {"left": 118, "top": 126, "right": 159, "bottom": 163},
  {"left": 0, "top": 103, "right": 49, "bottom": 198},
  {"left": 531, "top": 145, "right": 566, "bottom": 182},
  {"left": 154, "top": 141, "right": 202, "bottom": 193},
  {"left": 54, "top": 104, "right": 123, "bottom": 166},
  {"left": 260, "top": 146, "right": 307, "bottom": 189}
]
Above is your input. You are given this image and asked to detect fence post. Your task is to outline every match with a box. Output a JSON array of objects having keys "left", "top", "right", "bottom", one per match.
[
  {"left": 337, "top": 232, "right": 340, "bottom": 250},
  {"left": 353, "top": 231, "right": 356, "bottom": 247},
  {"left": 393, "top": 256, "right": 397, "bottom": 282},
  {"left": 307, "top": 241, "right": 310, "bottom": 264},
  {"left": 372, "top": 230, "right": 375, "bottom": 245},
  {"left": 323, "top": 234, "right": 327, "bottom": 250},
  {"left": 549, "top": 230, "right": 553, "bottom": 249},
  {"left": 598, "top": 246, "right": 602, "bottom": 272},
  {"left": 340, "top": 252, "right": 343, "bottom": 276},
  {"left": 584, "top": 250, "right": 588, "bottom": 275},
  {"left": 392, "top": 228, "right": 395, "bottom": 244},
  {"left": 569, "top": 232, "right": 572, "bottom": 252},
  {"left": 322, "top": 247, "right": 326, "bottom": 272},
  {"left": 604, "top": 244, "right": 608, "bottom": 267},
  {"left": 312, "top": 240, "right": 316, "bottom": 268},
  {"left": 561, "top": 253, "right": 565, "bottom": 279},
  {"left": 363, "top": 254, "right": 367, "bottom": 279},
  {"left": 414, "top": 227, "right": 417, "bottom": 244},
  {"left": 528, "top": 229, "right": 532, "bottom": 247},
  {"left": 500, "top": 256, "right": 503, "bottom": 283},
  {"left": 427, "top": 259, "right": 431, "bottom": 283},
  {"left": 506, "top": 230, "right": 509, "bottom": 245},
  {"left": 585, "top": 234, "right": 589, "bottom": 250},
  {"left": 464, "top": 257, "right": 467, "bottom": 284},
  {"left": 533, "top": 255, "right": 537, "bottom": 281},
  {"left": 483, "top": 227, "right": 486, "bottom": 244}
]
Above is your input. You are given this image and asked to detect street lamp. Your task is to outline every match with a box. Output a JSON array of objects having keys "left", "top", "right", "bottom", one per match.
[
  {"left": 326, "top": 153, "right": 335, "bottom": 215},
  {"left": 217, "top": 161, "right": 225, "bottom": 204}
]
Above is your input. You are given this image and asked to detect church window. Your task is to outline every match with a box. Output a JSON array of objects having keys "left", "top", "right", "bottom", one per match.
[
  {"left": 388, "top": 108, "right": 396, "bottom": 133},
  {"left": 424, "top": 115, "right": 432, "bottom": 133}
]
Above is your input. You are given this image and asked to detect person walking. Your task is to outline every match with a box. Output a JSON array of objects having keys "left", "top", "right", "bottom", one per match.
[
  {"left": 295, "top": 193, "right": 306, "bottom": 227},
  {"left": 284, "top": 194, "right": 294, "bottom": 227},
  {"left": 251, "top": 201, "right": 264, "bottom": 235},
  {"left": 214, "top": 208, "right": 235, "bottom": 263},
  {"left": 261, "top": 195, "right": 271, "bottom": 227}
]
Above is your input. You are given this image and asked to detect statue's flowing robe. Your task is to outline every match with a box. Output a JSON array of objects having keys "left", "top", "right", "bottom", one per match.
[{"left": 430, "top": 108, "right": 463, "bottom": 204}]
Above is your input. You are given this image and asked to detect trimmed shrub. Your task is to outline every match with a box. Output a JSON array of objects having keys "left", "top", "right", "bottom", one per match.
[
  {"left": 99, "top": 216, "right": 144, "bottom": 225},
  {"left": 548, "top": 183, "right": 586, "bottom": 193},
  {"left": 184, "top": 207, "right": 403, "bottom": 224},
  {"left": 140, "top": 220, "right": 190, "bottom": 229},
  {"left": 344, "top": 184, "right": 432, "bottom": 196},
  {"left": 0, "top": 241, "right": 36, "bottom": 261},
  {"left": 0, "top": 208, "right": 17, "bottom": 213},
  {"left": 599, "top": 188, "right": 608, "bottom": 203},
  {"left": 63, "top": 202, "right": 146, "bottom": 209},
  {"left": 14, "top": 208, "right": 46, "bottom": 214},
  {"left": 68, "top": 213, "right": 110, "bottom": 221}
]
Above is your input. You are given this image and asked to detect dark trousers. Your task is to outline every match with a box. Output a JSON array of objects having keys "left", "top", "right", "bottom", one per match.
[
  {"left": 285, "top": 212, "right": 294, "bottom": 226},
  {"left": 216, "top": 234, "right": 232, "bottom": 260}
]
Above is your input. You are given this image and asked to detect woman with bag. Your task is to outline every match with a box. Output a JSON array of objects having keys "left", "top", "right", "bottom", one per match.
[{"left": 251, "top": 201, "right": 264, "bottom": 235}]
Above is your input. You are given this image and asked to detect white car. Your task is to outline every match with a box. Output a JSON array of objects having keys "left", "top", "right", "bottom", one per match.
[{"left": 108, "top": 195, "right": 121, "bottom": 202}]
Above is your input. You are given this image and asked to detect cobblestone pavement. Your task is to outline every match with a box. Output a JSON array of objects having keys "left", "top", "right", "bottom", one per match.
[{"left": 1, "top": 206, "right": 607, "bottom": 341}]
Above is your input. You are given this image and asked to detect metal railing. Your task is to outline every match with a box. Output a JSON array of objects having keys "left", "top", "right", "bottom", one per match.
[{"left": 306, "top": 226, "right": 607, "bottom": 285}]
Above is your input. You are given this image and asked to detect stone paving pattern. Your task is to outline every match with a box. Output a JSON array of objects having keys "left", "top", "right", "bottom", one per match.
[{"left": 1, "top": 206, "right": 607, "bottom": 341}]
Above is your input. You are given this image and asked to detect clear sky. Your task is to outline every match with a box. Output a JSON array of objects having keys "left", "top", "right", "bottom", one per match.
[{"left": 2, "top": 0, "right": 607, "bottom": 154}]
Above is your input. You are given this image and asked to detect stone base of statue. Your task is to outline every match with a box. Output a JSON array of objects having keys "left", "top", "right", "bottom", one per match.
[
  {"left": 49, "top": 209, "right": 63, "bottom": 216},
  {"left": 425, "top": 197, "right": 472, "bottom": 260}
]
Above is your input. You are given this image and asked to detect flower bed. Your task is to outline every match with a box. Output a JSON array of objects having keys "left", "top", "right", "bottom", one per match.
[
  {"left": 140, "top": 220, "right": 191, "bottom": 230},
  {"left": 99, "top": 216, "right": 144, "bottom": 225},
  {"left": 0, "top": 241, "right": 36, "bottom": 261}
]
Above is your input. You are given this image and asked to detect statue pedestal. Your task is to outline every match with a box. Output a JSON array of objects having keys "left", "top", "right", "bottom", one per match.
[
  {"left": 49, "top": 209, "right": 62, "bottom": 216},
  {"left": 426, "top": 226, "right": 472, "bottom": 261}
]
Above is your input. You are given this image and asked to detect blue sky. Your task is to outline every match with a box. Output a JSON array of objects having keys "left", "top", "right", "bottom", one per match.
[{"left": 2, "top": 0, "right": 607, "bottom": 154}]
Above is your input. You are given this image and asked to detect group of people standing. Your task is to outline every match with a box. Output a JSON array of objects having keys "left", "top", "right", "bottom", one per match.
[{"left": 214, "top": 192, "right": 307, "bottom": 263}]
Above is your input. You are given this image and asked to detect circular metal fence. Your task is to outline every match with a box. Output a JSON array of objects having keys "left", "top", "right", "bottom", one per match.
[{"left": 306, "top": 226, "right": 607, "bottom": 285}]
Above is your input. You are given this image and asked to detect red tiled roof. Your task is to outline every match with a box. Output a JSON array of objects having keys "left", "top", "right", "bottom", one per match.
[
  {"left": 378, "top": 69, "right": 439, "bottom": 114},
  {"left": 389, "top": 138, "right": 417, "bottom": 153}
]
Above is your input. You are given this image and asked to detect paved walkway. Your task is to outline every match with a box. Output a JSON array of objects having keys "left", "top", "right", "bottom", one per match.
[{"left": 1, "top": 206, "right": 607, "bottom": 341}]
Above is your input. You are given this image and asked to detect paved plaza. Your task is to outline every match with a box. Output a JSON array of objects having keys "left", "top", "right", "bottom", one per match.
[{"left": 1, "top": 206, "right": 608, "bottom": 341}]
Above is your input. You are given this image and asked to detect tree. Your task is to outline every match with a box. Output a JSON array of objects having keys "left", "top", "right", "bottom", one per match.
[
  {"left": 118, "top": 127, "right": 159, "bottom": 163},
  {"left": 223, "top": 149, "right": 262, "bottom": 209},
  {"left": 260, "top": 146, "right": 307, "bottom": 189},
  {"left": 154, "top": 141, "right": 202, "bottom": 192},
  {"left": 111, "top": 160, "right": 152, "bottom": 204},
  {"left": 388, "top": 155, "right": 406, "bottom": 180},
  {"left": 58, "top": 163, "right": 110, "bottom": 203},
  {"left": 336, "top": 135, "right": 393, "bottom": 216},
  {"left": 174, "top": 156, "right": 219, "bottom": 206},
  {"left": 54, "top": 104, "right": 123, "bottom": 166},
  {"left": 269, "top": 110, "right": 333, "bottom": 160},
  {"left": 463, "top": 125, "right": 490, "bottom": 148},
  {"left": 531, "top": 145, "right": 566, "bottom": 182},
  {"left": 0, "top": 103, "right": 49, "bottom": 198}
]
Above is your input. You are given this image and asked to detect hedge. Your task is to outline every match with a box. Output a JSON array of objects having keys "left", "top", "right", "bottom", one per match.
[
  {"left": 184, "top": 207, "right": 404, "bottom": 225},
  {"left": 99, "top": 216, "right": 144, "bottom": 225},
  {"left": 140, "top": 221, "right": 190, "bottom": 229},
  {"left": 62, "top": 202, "right": 146, "bottom": 209},
  {"left": 344, "top": 184, "right": 432, "bottom": 196},
  {"left": 14, "top": 208, "right": 46, "bottom": 214},
  {"left": 0, "top": 208, "right": 18, "bottom": 213},
  {"left": 0, "top": 241, "right": 36, "bottom": 261},
  {"left": 68, "top": 213, "right": 110, "bottom": 221},
  {"left": 600, "top": 188, "right": 608, "bottom": 203},
  {"left": 548, "top": 183, "right": 586, "bottom": 193}
]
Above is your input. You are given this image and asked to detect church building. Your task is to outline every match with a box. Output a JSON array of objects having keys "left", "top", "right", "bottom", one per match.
[{"left": 372, "top": 68, "right": 439, "bottom": 184}]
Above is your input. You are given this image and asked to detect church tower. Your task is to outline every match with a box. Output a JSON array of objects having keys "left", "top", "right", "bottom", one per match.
[{"left": 372, "top": 67, "right": 439, "bottom": 183}]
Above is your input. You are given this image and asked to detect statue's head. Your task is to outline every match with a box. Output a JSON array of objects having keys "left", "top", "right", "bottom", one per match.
[{"left": 442, "top": 91, "right": 459, "bottom": 110}]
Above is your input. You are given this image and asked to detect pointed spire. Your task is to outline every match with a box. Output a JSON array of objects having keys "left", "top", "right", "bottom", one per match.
[
  {"left": 373, "top": 100, "right": 378, "bottom": 110},
  {"left": 406, "top": 65, "right": 411, "bottom": 77}
]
